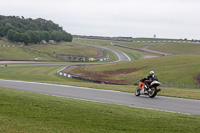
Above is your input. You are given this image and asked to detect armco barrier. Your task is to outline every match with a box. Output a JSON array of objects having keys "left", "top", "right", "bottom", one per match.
[
  {"left": 57, "top": 71, "right": 72, "bottom": 78},
  {"left": 57, "top": 67, "right": 73, "bottom": 78},
  {"left": 57, "top": 66, "right": 127, "bottom": 85},
  {"left": 132, "top": 40, "right": 200, "bottom": 43}
]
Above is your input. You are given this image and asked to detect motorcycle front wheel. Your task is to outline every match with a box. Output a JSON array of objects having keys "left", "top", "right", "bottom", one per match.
[
  {"left": 135, "top": 87, "right": 140, "bottom": 96},
  {"left": 148, "top": 87, "right": 157, "bottom": 98}
]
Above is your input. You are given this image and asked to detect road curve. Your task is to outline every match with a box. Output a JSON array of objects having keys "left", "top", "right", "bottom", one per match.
[
  {"left": 0, "top": 79, "right": 200, "bottom": 115},
  {"left": 75, "top": 42, "right": 131, "bottom": 62}
]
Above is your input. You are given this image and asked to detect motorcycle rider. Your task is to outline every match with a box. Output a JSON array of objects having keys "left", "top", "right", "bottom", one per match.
[{"left": 140, "top": 71, "right": 158, "bottom": 91}]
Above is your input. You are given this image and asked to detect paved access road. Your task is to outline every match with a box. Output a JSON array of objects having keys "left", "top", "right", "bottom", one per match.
[{"left": 0, "top": 79, "right": 200, "bottom": 115}]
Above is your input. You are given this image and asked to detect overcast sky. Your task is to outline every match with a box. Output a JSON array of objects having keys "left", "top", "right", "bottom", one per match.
[{"left": 1, "top": 0, "right": 200, "bottom": 39}]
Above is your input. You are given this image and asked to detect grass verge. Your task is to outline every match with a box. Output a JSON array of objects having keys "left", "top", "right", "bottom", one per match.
[{"left": 0, "top": 88, "right": 200, "bottom": 133}]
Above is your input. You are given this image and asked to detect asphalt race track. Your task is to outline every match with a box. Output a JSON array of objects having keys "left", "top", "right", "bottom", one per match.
[
  {"left": 0, "top": 79, "right": 200, "bottom": 115},
  {"left": 74, "top": 42, "right": 131, "bottom": 62}
]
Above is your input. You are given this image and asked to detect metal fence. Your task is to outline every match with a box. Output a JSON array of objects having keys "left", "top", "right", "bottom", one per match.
[
  {"left": 129, "top": 77, "right": 200, "bottom": 89},
  {"left": 161, "top": 82, "right": 200, "bottom": 89}
]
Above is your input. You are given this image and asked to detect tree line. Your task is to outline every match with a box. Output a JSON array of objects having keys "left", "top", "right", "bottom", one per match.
[{"left": 0, "top": 15, "right": 72, "bottom": 44}]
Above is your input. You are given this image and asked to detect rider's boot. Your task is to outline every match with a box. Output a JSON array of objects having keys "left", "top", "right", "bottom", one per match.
[
  {"left": 144, "top": 85, "right": 149, "bottom": 93},
  {"left": 157, "top": 88, "right": 162, "bottom": 92}
]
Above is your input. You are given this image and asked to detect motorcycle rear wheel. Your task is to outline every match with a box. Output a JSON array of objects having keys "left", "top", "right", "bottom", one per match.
[
  {"left": 135, "top": 87, "right": 140, "bottom": 96},
  {"left": 148, "top": 87, "right": 158, "bottom": 98}
]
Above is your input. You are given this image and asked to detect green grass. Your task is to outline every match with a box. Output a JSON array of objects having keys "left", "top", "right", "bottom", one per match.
[
  {"left": 28, "top": 42, "right": 100, "bottom": 57},
  {"left": 112, "top": 39, "right": 200, "bottom": 54},
  {"left": 149, "top": 42, "right": 200, "bottom": 55},
  {"left": 0, "top": 40, "right": 19, "bottom": 45},
  {"left": 75, "top": 55, "right": 200, "bottom": 86},
  {"left": 0, "top": 40, "right": 101, "bottom": 60},
  {"left": 0, "top": 47, "right": 57, "bottom": 60},
  {"left": 0, "top": 88, "right": 200, "bottom": 133},
  {"left": 0, "top": 65, "right": 68, "bottom": 82},
  {"left": 74, "top": 38, "right": 161, "bottom": 49},
  {"left": 0, "top": 40, "right": 57, "bottom": 60}
]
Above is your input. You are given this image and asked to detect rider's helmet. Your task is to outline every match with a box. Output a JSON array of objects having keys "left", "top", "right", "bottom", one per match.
[{"left": 149, "top": 71, "right": 154, "bottom": 75}]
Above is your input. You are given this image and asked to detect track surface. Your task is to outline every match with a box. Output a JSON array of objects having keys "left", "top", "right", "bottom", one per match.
[{"left": 0, "top": 79, "right": 200, "bottom": 115}]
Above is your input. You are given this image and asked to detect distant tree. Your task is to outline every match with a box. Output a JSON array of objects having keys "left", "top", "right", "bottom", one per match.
[
  {"left": 0, "top": 15, "right": 73, "bottom": 43},
  {"left": 0, "top": 25, "right": 3, "bottom": 37},
  {"left": 62, "top": 31, "right": 72, "bottom": 42},
  {"left": 13, "top": 32, "right": 22, "bottom": 42},
  {"left": 26, "top": 30, "right": 40, "bottom": 43},
  {"left": 21, "top": 33, "right": 31, "bottom": 45},
  {"left": 50, "top": 30, "right": 72, "bottom": 42},
  {"left": 6, "top": 29, "right": 16, "bottom": 40},
  {"left": 51, "top": 31, "right": 60, "bottom": 42},
  {"left": 66, "top": 32, "right": 73, "bottom": 42},
  {"left": 1, "top": 23, "right": 15, "bottom": 36},
  {"left": 41, "top": 31, "right": 50, "bottom": 42}
]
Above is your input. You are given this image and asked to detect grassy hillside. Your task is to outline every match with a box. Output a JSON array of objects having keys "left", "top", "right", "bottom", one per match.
[
  {"left": 28, "top": 42, "right": 100, "bottom": 57},
  {"left": 0, "top": 40, "right": 101, "bottom": 60},
  {"left": 74, "top": 38, "right": 200, "bottom": 55},
  {"left": 149, "top": 42, "right": 200, "bottom": 55},
  {"left": 74, "top": 38, "right": 161, "bottom": 48},
  {"left": 0, "top": 40, "right": 16, "bottom": 45},
  {"left": 0, "top": 47, "right": 58, "bottom": 60},
  {"left": 73, "top": 38, "right": 200, "bottom": 86},
  {"left": 71, "top": 55, "right": 200, "bottom": 87},
  {"left": 113, "top": 40, "right": 200, "bottom": 55},
  {"left": 1, "top": 88, "right": 200, "bottom": 133}
]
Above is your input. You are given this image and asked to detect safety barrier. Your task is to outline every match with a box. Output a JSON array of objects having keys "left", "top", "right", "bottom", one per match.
[
  {"left": 57, "top": 71, "right": 73, "bottom": 78},
  {"left": 57, "top": 67, "right": 73, "bottom": 78},
  {"left": 132, "top": 40, "right": 200, "bottom": 43},
  {"left": 161, "top": 82, "right": 200, "bottom": 89},
  {"left": 0, "top": 45, "right": 16, "bottom": 47},
  {"left": 89, "top": 57, "right": 108, "bottom": 62},
  {"left": 57, "top": 66, "right": 127, "bottom": 85},
  {"left": 98, "top": 57, "right": 109, "bottom": 61}
]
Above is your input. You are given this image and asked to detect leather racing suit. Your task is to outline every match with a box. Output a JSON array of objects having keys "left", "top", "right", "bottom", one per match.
[{"left": 140, "top": 74, "right": 158, "bottom": 89}]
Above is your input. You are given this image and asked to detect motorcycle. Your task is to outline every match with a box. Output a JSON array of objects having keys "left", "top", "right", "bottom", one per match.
[{"left": 135, "top": 80, "right": 162, "bottom": 98}]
